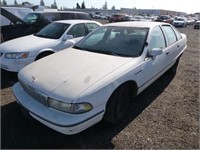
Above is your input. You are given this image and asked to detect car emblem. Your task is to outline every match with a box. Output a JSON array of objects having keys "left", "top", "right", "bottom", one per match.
[{"left": 32, "top": 76, "right": 36, "bottom": 83}]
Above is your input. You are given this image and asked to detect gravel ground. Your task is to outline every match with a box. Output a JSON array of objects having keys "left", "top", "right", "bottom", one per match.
[{"left": 0, "top": 22, "right": 199, "bottom": 149}]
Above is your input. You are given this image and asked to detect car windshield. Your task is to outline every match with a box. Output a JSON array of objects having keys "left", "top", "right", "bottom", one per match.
[
  {"left": 23, "top": 13, "right": 40, "bottom": 24},
  {"left": 160, "top": 16, "right": 169, "bottom": 19},
  {"left": 35, "top": 22, "right": 70, "bottom": 39},
  {"left": 74, "top": 26, "right": 148, "bottom": 57}
]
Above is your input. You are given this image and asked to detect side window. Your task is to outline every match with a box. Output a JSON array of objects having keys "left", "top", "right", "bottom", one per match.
[
  {"left": 41, "top": 13, "right": 57, "bottom": 27},
  {"left": 162, "top": 25, "right": 177, "bottom": 45},
  {"left": 60, "top": 13, "right": 72, "bottom": 19},
  {"left": 67, "top": 23, "right": 86, "bottom": 38},
  {"left": 76, "top": 13, "right": 91, "bottom": 20},
  {"left": 86, "top": 23, "right": 100, "bottom": 32},
  {"left": 43, "top": 14, "right": 57, "bottom": 23},
  {"left": 149, "top": 26, "right": 166, "bottom": 50}
]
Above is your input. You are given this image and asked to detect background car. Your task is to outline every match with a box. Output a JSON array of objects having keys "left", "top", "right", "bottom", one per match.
[
  {"left": 155, "top": 15, "right": 173, "bottom": 24},
  {"left": 193, "top": 20, "right": 200, "bottom": 29},
  {"left": 109, "top": 13, "right": 127, "bottom": 22},
  {"left": 13, "top": 21, "right": 187, "bottom": 135},
  {"left": 0, "top": 20, "right": 102, "bottom": 72},
  {"left": 1, "top": 8, "right": 92, "bottom": 42},
  {"left": 172, "top": 16, "right": 187, "bottom": 27},
  {"left": 187, "top": 18, "right": 195, "bottom": 25}
]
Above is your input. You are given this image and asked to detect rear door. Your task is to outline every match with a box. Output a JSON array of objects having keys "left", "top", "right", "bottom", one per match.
[{"left": 161, "top": 25, "right": 180, "bottom": 65}]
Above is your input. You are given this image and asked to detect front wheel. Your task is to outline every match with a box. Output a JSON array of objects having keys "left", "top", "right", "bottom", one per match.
[{"left": 103, "top": 84, "right": 131, "bottom": 124}]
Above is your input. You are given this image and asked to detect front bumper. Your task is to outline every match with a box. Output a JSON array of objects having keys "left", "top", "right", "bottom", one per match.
[
  {"left": 173, "top": 23, "right": 185, "bottom": 27},
  {"left": 12, "top": 82, "right": 105, "bottom": 135},
  {"left": 0, "top": 56, "right": 35, "bottom": 72}
]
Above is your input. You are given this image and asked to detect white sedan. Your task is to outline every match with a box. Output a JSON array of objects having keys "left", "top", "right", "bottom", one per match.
[
  {"left": 13, "top": 21, "right": 187, "bottom": 135},
  {"left": 0, "top": 20, "right": 102, "bottom": 72}
]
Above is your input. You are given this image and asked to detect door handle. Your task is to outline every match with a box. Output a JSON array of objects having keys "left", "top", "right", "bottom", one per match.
[
  {"left": 166, "top": 51, "right": 170, "bottom": 55},
  {"left": 177, "top": 45, "right": 179, "bottom": 48}
]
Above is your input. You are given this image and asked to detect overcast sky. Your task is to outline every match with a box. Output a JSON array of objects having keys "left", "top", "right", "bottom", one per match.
[{"left": 5, "top": 0, "right": 200, "bottom": 14}]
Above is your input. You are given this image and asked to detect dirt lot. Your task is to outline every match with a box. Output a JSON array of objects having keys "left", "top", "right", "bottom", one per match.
[{"left": 0, "top": 22, "right": 199, "bottom": 149}]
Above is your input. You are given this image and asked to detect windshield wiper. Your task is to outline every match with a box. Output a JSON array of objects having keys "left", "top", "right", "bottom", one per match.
[
  {"left": 73, "top": 47, "right": 133, "bottom": 57},
  {"left": 34, "top": 34, "right": 49, "bottom": 38},
  {"left": 94, "top": 50, "right": 119, "bottom": 56},
  {"left": 73, "top": 45, "right": 86, "bottom": 50},
  {"left": 92, "top": 50, "right": 132, "bottom": 57}
]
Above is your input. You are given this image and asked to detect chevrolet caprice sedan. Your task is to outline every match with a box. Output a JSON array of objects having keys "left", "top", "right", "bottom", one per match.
[{"left": 13, "top": 22, "right": 187, "bottom": 135}]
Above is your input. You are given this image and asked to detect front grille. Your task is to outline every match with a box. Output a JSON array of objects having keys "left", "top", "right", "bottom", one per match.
[{"left": 19, "top": 80, "right": 48, "bottom": 106}]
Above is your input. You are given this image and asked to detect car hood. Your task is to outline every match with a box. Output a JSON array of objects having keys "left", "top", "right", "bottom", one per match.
[
  {"left": 0, "top": 35, "right": 58, "bottom": 53},
  {"left": 18, "top": 48, "right": 133, "bottom": 102},
  {"left": 1, "top": 7, "right": 26, "bottom": 25}
]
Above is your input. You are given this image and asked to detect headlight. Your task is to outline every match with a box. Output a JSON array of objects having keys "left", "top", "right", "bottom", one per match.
[
  {"left": 47, "top": 98, "right": 93, "bottom": 114},
  {"left": 5, "top": 52, "right": 29, "bottom": 59}
]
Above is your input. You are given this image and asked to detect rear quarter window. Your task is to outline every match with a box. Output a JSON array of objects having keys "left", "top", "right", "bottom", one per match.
[{"left": 172, "top": 26, "right": 182, "bottom": 40}]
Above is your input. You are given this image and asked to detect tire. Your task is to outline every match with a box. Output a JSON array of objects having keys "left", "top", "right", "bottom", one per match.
[
  {"left": 104, "top": 84, "right": 131, "bottom": 124},
  {"left": 35, "top": 52, "right": 53, "bottom": 61},
  {"left": 167, "top": 58, "right": 180, "bottom": 74}
]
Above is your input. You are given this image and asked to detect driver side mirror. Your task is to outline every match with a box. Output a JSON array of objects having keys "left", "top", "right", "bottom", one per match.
[
  {"left": 63, "top": 34, "right": 73, "bottom": 41},
  {"left": 149, "top": 48, "right": 163, "bottom": 59}
]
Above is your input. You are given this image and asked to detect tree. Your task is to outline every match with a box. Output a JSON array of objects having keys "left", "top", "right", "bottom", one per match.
[
  {"left": 40, "top": 0, "right": 45, "bottom": 6},
  {"left": 2, "top": 0, "right": 7, "bottom": 5},
  {"left": 76, "top": 3, "right": 81, "bottom": 9},
  {"left": 53, "top": 0, "right": 57, "bottom": 8},
  {"left": 102, "top": 1, "right": 107, "bottom": 9},
  {"left": 14, "top": 0, "right": 18, "bottom": 5},
  {"left": 51, "top": 0, "right": 57, "bottom": 9},
  {"left": 111, "top": 5, "right": 115, "bottom": 10},
  {"left": 81, "top": 1, "right": 85, "bottom": 9}
]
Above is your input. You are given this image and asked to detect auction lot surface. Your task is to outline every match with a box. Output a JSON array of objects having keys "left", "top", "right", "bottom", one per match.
[{"left": 1, "top": 21, "right": 199, "bottom": 149}]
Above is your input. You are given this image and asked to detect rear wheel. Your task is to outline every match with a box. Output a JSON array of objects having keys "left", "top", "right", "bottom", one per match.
[{"left": 104, "top": 84, "right": 131, "bottom": 124}]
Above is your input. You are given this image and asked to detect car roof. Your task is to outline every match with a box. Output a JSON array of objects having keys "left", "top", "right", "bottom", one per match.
[
  {"left": 54, "top": 19, "right": 101, "bottom": 25},
  {"left": 104, "top": 21, "right": 169, "bottom": 28},
  {"left": 33, "top": 11, "right": 88, "bottom": 14}
]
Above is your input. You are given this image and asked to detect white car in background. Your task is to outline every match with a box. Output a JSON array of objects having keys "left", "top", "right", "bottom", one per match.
[
  {"left": 13, "top": 22, "right": 187, "bottom": 135},
  {"left": 0, "top": 20, "right": 102, "bottom": 72},
  {"left": 172, "top": 16, "right": 187, "bottom": 27}
]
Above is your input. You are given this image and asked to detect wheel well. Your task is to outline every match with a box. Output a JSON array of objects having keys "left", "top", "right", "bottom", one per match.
[
  {"left": 35, "top": 51, "right": 54, "bottom": 61},
  {"left": 109, "top": 81, "right": 138, "bottom": 100},
  {"left": 103, "top": 80, "right": 138, "bottom": 123},
  {"left": 119, "top": 81, "right": 138, "bottom": 98}
]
